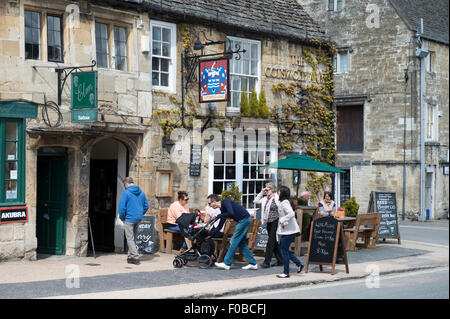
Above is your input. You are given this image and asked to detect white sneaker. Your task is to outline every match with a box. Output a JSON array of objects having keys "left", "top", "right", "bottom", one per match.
[
  {"left": 241, "top": 263, "right": 258, "bottom": 270},
  {"left": 214, "top": 262, "right": 230, "bottom": 270}
]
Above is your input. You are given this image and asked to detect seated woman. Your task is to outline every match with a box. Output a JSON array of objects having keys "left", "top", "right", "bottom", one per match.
[
  {"left": 168, "top": 191, "right": 192, "bottom": 249},
  {"left": 204, "top": 204, "right": 224, "bottom": 238},
  {"left": 318, "top": 191, "right": 337, "bottom": 217}
]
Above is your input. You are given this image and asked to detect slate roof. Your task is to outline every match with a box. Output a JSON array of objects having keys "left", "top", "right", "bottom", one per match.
[
  {"left": 389, "top": 0, "right": 449, "bottom": 44},
  {"left": 108, "top": 0, "right": 328, "bottom": 43}
]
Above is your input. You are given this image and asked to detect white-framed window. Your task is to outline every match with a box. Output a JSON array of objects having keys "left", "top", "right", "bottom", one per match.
[
  {"left": 333, "top": 51, "right": 349, "bottom": 74},
  {"left": 95, "top": 21, "right": 130, "bottom": 71},
  {"left": 426, "top": 104, "right": 435, "bottom": 141},
  {"left": 151, "top": 20, "right": 177, "bottom": 93},
  {"left": 209, "top": 137, "right": 277, "bottom": 209},
  {"left": 328, "top": 0, "right": 343, "bottom": 11},
  {"left": 425, "top": 51, "right": 435, "bottom": 73},
  {"left": 227, "top": 36, "right": 261, "bottom": 110}
]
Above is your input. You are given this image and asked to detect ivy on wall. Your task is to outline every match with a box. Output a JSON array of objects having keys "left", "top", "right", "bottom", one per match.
[{"left": 270, "top": 43, "right": 337, "bottom": 200}]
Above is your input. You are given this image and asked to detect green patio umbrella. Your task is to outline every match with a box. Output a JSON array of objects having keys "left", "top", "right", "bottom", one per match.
[{"left": 265, "top": 154, "right": 345, "bottom": 198}]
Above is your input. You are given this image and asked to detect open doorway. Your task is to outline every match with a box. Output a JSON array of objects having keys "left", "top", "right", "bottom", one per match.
[{"left": 88, "top": 138, "right": 128, "bottom": 253}]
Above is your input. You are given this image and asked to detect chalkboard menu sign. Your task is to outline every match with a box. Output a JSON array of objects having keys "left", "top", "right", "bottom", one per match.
[
  {"left": 369, "top": 191, "right": 401, "bottom": 243},
  {"left": 132, "top": 215, "right": 155, "bottom": 254},
  {"left": 305, "top": 216, "right": 349, "bottom": 275},
  {"left": 189, "top": 144, "right": 202, "bottom": 176},
  {"left": 254, "top": 224, "right": 268, "bottom": 249}
]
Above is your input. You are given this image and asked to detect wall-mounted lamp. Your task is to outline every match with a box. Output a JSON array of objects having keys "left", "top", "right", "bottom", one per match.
[
  {"left": 208, "top": 103, "right": 216, "bottom": 113},
  {"left": 162, "top": 135, "right": 175, "bottom": 153}
]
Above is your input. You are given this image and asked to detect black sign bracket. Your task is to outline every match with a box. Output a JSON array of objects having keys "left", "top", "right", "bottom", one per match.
[{"left": 55, "top": 60, "right": 96, "bottom": 105}]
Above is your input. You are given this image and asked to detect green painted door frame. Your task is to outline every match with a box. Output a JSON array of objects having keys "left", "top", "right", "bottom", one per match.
[{"left": 36, "top": 150, "right": 68, "bottom": 255}]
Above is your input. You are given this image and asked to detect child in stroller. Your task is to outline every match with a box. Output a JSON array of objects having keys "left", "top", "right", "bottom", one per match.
[{"left": 173, "top": 209, "right": 219, "bottom": 269}]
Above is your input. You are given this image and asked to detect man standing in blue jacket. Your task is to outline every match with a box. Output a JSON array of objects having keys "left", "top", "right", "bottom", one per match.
[
  {"left": 207, "top": 194, "right": 257, "bottom": 270},
  {"left": 118, "top": 177, "right": 149, "bottom": 265}
]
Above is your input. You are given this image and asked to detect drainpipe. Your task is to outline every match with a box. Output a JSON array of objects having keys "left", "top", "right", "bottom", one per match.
[{"left": 416, "top": 19, "right": 428, "bottom": 222}]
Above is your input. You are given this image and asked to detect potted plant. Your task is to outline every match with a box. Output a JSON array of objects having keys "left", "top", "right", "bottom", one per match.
[
  {"left": 342, "top": 197, "right": 360, "bottom": 217},
  {"left": 221, "top": 182, "right": 242, "bottom": 204}
]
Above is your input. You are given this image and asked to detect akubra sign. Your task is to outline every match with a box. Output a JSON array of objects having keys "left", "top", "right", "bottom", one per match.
[{"left": 199, "top": 58, "right": 229, "bottom": 103}]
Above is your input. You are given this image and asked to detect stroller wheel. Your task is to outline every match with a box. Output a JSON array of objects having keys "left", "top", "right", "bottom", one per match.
[
  {"left": 173, "top": 257, "right": 183, "bottom": 268},
  {"left": 198, "top": 255, "right": 212, "bottom": 269},
  {"left": 181, "top": 256, "right": 188, "bottom": 265}
]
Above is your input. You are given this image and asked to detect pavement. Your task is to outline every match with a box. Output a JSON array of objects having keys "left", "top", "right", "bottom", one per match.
[{"left": 0, "top": 220, "right": 448, "bottom": 299}]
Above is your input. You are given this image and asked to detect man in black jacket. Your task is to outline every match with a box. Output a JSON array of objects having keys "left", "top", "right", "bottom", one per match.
[{"left": 207, "top": 194, "right": 257, "bottom": 270}]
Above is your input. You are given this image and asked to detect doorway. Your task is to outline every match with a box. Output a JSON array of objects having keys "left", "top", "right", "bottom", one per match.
[
  {"left": 88, "top": 138, "right": 128, "bottom": 253},
  {"left": 425, "top": 167, "right": 435, "bottom": 220},
  {"left": 36, "top": 148, "right": 68, "bottom": 255},
  {"left": 89, "top": 160, "right": 117, "bottom": 252}
]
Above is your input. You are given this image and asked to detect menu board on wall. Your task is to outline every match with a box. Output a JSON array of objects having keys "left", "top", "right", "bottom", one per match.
[{"left": 189, "top": 144, "right": 202, "bottom": 176}]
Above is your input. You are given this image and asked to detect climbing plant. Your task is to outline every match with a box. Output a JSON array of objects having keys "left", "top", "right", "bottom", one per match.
[{"left": 270, "top": 44, "right": 337, "bottom": 199}]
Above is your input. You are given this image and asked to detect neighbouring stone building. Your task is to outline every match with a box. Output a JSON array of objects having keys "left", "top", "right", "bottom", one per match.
[
  {"left": 301, "top": 0, "right": 449, "bottom": 219},
  {"left": 1, "top": 0, "right": 335, "bottom": 259}
]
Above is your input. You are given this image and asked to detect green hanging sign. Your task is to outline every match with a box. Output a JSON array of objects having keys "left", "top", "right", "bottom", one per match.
[
  {"left": 71, "top": 71, "right": 97, "bottom": 122},
  {"left": 71, "top": 71, "right": 97, "bottom": 109}
]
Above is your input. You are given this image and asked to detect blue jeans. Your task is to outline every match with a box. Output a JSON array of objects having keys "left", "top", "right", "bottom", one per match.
[
  {"left": 224, "top": 217, "right": 256, "bottom": 266},
  {"left": 279, "top": 233, "right": 303, "bottom": 275}
]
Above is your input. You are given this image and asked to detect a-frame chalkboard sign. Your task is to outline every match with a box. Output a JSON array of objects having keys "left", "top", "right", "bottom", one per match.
[
  {"left": 305, "top": 216, "right": 349, "bottom": 275},
  {"left": 368, "top": 191, "right": 401, "bottom": 244}
]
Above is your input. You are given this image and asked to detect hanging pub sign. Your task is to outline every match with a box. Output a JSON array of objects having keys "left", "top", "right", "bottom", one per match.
[
  {"left": 71, "top": 71, "right": 98, "bottom": 122},
  {"left": 0, "top": 206, "right": 28, "bottom": 224},
  {"left": 199, "top": 58, "right": 229, "bottom": 103}
]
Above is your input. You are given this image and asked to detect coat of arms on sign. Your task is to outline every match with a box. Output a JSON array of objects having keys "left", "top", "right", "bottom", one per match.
[{"left": 199, "top": 58, "right": 229, "bottom": 103}]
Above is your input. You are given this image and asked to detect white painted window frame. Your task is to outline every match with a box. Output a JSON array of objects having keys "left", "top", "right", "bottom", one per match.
[
  {"left": 150, "top": 20, "right": 177, "bottom": 94},
  {"left": 226, "top": 36, "right": 261, "bottom": 112}
]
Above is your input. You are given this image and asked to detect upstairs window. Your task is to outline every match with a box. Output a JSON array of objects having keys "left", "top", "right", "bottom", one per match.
[
  {"left": 95, "top": 22, "right": 129, "bottom": 71},
  {"left": 114, "top": 26, "right": 128, "bottom": 71},
  {"left": 25, "top": 10, "right": 63, "bottom": 62},
  {"left": 47, "top": 14, "right": 63, "bottom": 62},
  {"left": 328, "top": 0, "right": 343, "bottom": 11},
  {"left": 25, "top": 10, "right": 41, "bottom": 60},
  {"left": 151, "top": 20, "right": 177, "bottom": 93},
  {"left": 95, "top": 22, "right": 109, "bottom": 68},
  {"left": 425, "top": 51, "right": 435, "bottom": 73},
  {"left": 334, "top": 51, "right": 349, "bottom": 74},
  {"left": 227, "top": 37, "right": 261, "bottom": 110},
  {"left": 337, "top": 105, "right": 364, "bottom": 152}
]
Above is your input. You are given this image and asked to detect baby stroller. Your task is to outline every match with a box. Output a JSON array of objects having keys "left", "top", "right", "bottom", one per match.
[{"left": 173, "top": 209, "right": 219, "bottom": 269}]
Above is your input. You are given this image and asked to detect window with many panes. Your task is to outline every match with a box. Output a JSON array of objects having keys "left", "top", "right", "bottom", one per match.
[
  {"left": 0, "top": 119, "right": 25, "bottom": 205},
  {"left": 95, "top": 22, "right": 109, "bottom": 68},
  {"left": 95, "top": 22, "right": 129, "bottom": 71},
  {"left": 25, "top": 10, "right": 63, "bottom": 62},
  {"left": 25, "top": 10, "right": 41, "bottom": 60},
  {"left": 114, "top": 26, "right": 127, "bottom": 71},
  {"left": 47, "top": 14, "right": 63, "bottom": 62},
  {"left": 227, "top": 37, "right": 261, "bottom": 110},
  {"left": 210, "top": 136, "right": 276, "bottom": 209},
  {"left": 151, "top": 20, "right": 176, "bottom": 93}
]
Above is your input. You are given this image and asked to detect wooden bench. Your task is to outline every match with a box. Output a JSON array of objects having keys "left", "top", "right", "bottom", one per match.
[
  {"left": 343, "top": 213, "right": 382, "bottom": 251},
  {"left": 157, "top": 209, "right": 184, "bottom": 254},
  {"left": 214, "top": 218, "right": 260, "bottom": 262}
]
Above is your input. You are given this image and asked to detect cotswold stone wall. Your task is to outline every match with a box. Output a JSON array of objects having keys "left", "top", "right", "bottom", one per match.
[{"left": 301, "top": 0, "right": 449, "bottom": 217}]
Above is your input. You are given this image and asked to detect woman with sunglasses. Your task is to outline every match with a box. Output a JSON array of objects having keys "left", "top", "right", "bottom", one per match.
[{"left": 168, "top": 191, "right": 192, "bottom": 250}]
